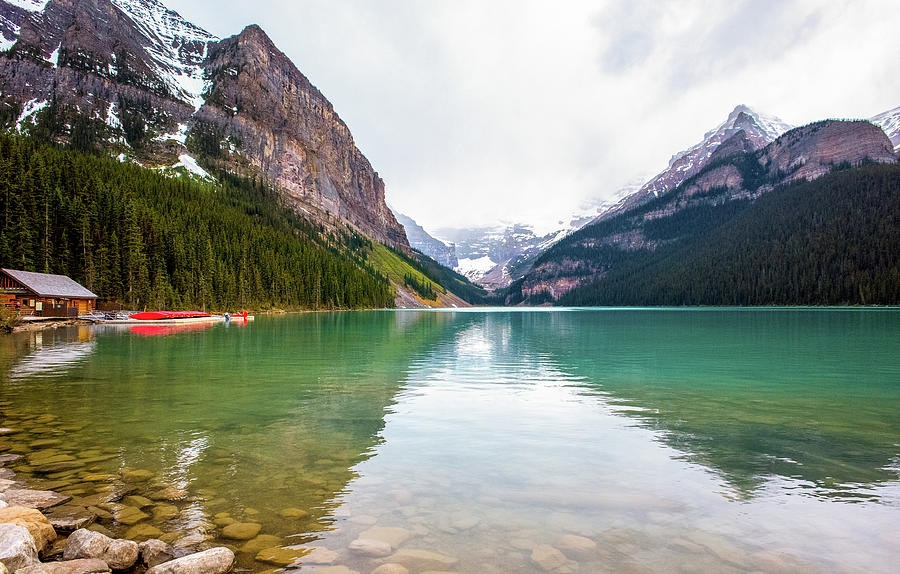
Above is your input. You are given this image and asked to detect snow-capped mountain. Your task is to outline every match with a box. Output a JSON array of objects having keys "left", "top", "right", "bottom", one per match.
[
  {"left": 871, "top": 105, "right": 900, "bottom": 152},
  {"left": 0, "top": 0, "right": 409, "bottom": 249},
  {"left": 430, "top": 179, "right": 647, "bottom": 289},
  {"left": 434, "top": 224, "right": 557, "bottom": 288},
  {"left": 596, "top": 105, "right": 793, "bottom": 222},
  {"left": 110, "top": 0, "right": 217, "bottom": 109}
]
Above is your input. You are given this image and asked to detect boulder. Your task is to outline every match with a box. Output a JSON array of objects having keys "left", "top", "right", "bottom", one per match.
[
  {"left": 145, "top": 547, "right": 234, "bottom": 574},
  {"left": 0, "top": 456, "right": 22, "bottom": 465},
  {"left": 119, "top": 470, "right": 153, "bottom": 483},
  {"left": 151, "top": 505, "right": 179, "bottom": 522},
  {"left": 122, "top": 497, "right": 152, "bottom": 510},
  {"left": 148, "top": 489, "right": 185, "bottom": 502},
  {"left": 84, "top": 527, "right": 113, "bottom": 539},
  {"left": 0, "top": 507, "right": 56, "bottom": 553},
  {"left": 111, "top": 507, "right": 148, "bottom": 526},
  {"left": 556, "top": 535, "right": 596, "bottom": 558},
  {"left": 253, "top": 547, "right": 305, "bottom": 567},
  {"left": 124, "top": 524, "right": 163, "bottom": 541},
  {"left": 171, "top": 533, "right": 211, "bottom": 549},
  {"left": 236, "top": 536, "right": 281, "bottom": 555},
  {"left": 17, "top": 559, "right": 110, "bottom": 574},
  {"left": 0, "top": 492, "right": 70, "bottom": 512},
  {"left": 385, "top": 549, "right": 457, "bottom": 572},
  {"left": 139, "top": 540, "right": 175, "bottom": 568},
  {"left": 0, "top": 524, "right": 38, "bottom": 573},
  {"left": 42, "top": 507, "right": 96, "bottom": 534},
  {"left": 299, "top": 547, "right": 336, "bottom": 565},
  {"left": 370, "top": 565, "right": 408, "bottom": 574},
  {"left": 357, "top": 527, "right": 410, "bottom": 550},
  {"left": 220, "top": 523, "right": 259, "bottom": 541},
  {"left": 276, "top": 508, "right": 307, "bottom": 519},
  {"left": 530, "top": 545, "right": 567, "bottom": 571},
  {"left": 63, "top": 530, "right": 139, "bottom": 570},
  {"left": 348, "top": 538, "right": 391, "bottom": 558}
]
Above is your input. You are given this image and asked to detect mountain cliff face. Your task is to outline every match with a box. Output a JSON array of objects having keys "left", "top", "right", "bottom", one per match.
[
  {"left": 516, "top": 119, "right": 898, "bottom": 302},
  {"left": 0, "top": 0, "right": 409, "bottom": 249},
  {"left": 391, "top": 209, "right": 458, "bottom": 269},
  {"left": 761, "top": 120, "right": 896, "bottom": 184}
]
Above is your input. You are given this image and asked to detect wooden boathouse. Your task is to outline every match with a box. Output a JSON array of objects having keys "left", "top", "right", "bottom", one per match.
[{"left": 0, "top": 268, "right": 98, "bottom": 317}]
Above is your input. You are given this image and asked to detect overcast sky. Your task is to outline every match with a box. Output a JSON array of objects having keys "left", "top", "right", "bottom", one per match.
[{"left": 167, "top": 0, "right": 900, "bottom": 234}]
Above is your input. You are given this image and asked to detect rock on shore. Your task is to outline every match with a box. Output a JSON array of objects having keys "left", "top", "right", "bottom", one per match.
[
  {"left": 0, "top": 523, "right": 39, "bottom": 573},
  {"left": 145, "top": 548, "right": 234, "bottom": 574},
  {"left": 63, "top": 530, "right": 139, "bottom": 570}
]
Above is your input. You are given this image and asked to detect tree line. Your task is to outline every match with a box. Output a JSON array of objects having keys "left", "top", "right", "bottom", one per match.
[
  {"left": 558, "top": 163, "right": 900, "bottom": 306},
  {"left": 0, "top": 134, "right": 395, "bottom": 311}
]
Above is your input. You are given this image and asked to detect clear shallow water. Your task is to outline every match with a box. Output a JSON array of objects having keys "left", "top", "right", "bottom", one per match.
[{"left": 1, "top": 309, "right": 899, "bottom": 573}]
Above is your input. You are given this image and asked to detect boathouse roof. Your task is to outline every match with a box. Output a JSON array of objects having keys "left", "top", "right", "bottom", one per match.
[{"left": 1, "top": 269, "right": 98, "bottom": 299}]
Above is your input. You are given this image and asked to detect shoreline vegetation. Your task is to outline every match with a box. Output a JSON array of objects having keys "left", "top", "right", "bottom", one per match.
[{"left": 0, "top": 133, "right": 897, "bottom": 325}]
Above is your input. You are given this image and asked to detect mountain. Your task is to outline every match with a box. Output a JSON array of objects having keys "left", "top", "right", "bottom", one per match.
[
  {"left": 872, "top": 105, "right": 900, "bottom": 152},
  {"left": 558, "top": 162, "right": 900, "bottom": 306},
  {"left": 0, "top": 0, "right": 408, "bottom": 249},
  {"left": 0, "top": 131, "right": 397, "bottom": 311},
  {"left": 428, "top": 177, "right": 647, "bottom": 290},
  {"left": 512, "top": 119, "right": 898, "bottom": 304},
  {"left": 391, "top": 209, "right": 458, "bottom": 269},
  {"left": 596, "top": 105, "right": 793, "bottom": 223},
  {"left": 434, "top": 224, "right": 561, "bottom": 289}
]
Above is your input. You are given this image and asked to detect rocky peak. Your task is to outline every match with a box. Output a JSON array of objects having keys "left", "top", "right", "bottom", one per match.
[
  {"left": 708, "top": 130, "right": 755, "bottom": 163},
  {"left": 196, "top": 24, "right": 408, "bottom": 249},
  {"left": 594, "top": 104, "right": 793, "bottom": 223}
]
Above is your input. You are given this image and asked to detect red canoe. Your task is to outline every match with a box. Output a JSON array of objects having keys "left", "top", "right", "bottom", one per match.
[{"left": 129, "top": 311, "right": 212, "bottom": 321}]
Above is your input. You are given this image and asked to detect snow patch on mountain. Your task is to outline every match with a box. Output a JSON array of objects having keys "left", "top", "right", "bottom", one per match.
[
  {"left": 111, "top": 0, "right": 218, "bottom": 110},
  {"left": 4, "top": 0, "right": 47, "bottom": 12},
  {"left": 871, "top": 106, "right": 900, "bottom": 152},
  {"left": 0, "top": 32, "right": 15, "bottom": 52},
  {"left": 456, "top": 256, "right": 497, "bottom": 282},
  {"left": 45, "top": 42, "right": 59, "bottom": 66},
  {"left": 0, "top": 10, "right": 21, "bottom": 51},
  {"left": 174, "top": 154, "right": 212, "bottom": 179},
  {"left": 156, "top": 123, "right": 189, "bottom": 145},
  {"left": 16, "top": 98, "right": 46, "bottom": 131}
]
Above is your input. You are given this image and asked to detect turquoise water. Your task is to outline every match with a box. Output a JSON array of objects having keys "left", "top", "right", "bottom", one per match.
[{"left": 1, "top": 309, "right": 899, "bottom": 573}]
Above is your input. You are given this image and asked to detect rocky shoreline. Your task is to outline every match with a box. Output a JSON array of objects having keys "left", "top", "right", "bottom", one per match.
[
  {"left": 9, "top": 320, "right": 94, "bottom": 334},
  {"left": 0, "top": 441, "right": 234, "bottom": 574},
  {"left": 0, "top": 421, "right": 468, "bottom": 574}
]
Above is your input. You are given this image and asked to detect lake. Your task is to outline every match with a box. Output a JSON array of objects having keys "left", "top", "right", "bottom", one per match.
[{"left": 1, "top": 309, "right": 899, "bottom": 573}]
